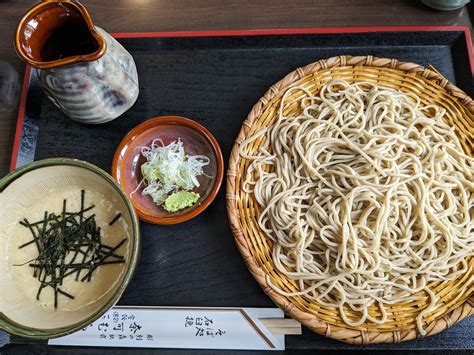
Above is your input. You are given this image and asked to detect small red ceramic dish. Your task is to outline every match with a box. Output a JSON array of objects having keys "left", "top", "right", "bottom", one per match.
[{"left": 112, "top": 116, "right": 224, "bottom": 224}]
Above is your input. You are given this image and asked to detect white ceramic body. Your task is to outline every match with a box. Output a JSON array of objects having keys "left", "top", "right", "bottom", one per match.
[
  {"left": 37, "top": 27, "right": 139, "bottom": 124},
  {"left": 421, "top": 0, "right": 470, "bottom": 10}
]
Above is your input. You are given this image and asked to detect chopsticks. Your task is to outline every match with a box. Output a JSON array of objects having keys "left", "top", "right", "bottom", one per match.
[{"left": 260, "top": 318, "right": 302, "bottom": 335}]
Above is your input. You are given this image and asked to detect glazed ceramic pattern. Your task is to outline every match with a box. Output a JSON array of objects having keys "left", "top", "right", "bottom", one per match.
[{"left": 37, "top": 28, "right": 139, "bottom": 124}]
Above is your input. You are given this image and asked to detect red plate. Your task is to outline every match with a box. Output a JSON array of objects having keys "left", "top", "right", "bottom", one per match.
[{"left": 112, "top": 116, "right": 224, "bottom": 224}]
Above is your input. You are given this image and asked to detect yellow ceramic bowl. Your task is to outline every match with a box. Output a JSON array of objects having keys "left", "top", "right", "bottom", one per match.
[{"left": 0, "top": 158, "right": 140, "bottom": 339}]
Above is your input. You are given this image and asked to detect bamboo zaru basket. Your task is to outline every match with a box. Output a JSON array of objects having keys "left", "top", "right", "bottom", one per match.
[{"left": 226, "top": 55, "right": 473, "bottom": 344}]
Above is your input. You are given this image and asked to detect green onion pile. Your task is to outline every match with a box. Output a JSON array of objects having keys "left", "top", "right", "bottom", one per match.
[{"left": 134, "top": 139, "right": 210, "bottom": 210}]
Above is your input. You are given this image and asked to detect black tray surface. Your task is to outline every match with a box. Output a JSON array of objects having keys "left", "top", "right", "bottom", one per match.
[{"left": 3, "top": 29, "right": 473, "bottom": 353}]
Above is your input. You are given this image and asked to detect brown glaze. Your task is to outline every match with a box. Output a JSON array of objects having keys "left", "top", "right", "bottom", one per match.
[
  {"left": 15, "top": 1, "right": 106, "bottom": 69},
  {"left": 112, "top": 116, "right": 224, "bottom": 225},
  {"left": 14, "top": 1, "right": 139, "bottom": 124}
]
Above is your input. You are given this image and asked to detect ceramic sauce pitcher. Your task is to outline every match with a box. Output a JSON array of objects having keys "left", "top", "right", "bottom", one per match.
[{"left": 14, "top": 0, "right": 139, "bottom": 124}]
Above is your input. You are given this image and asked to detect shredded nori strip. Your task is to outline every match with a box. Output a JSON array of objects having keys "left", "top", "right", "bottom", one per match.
[
  {"left": 15, "top": 190, "right": 126, "bottom": 309},
  {"left": 108, "top": 213, "right": 122, "bottom": 226}
]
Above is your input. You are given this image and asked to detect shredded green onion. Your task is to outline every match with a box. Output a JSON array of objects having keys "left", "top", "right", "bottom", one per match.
[{"left": 133, "top": 139, "right": 210, "bottom": 206}]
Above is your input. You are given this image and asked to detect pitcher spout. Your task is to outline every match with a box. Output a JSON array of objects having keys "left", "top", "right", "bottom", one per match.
[
  {"left": 14, "top": 0, "right": 139, "bottom": 124},
  {"left": 15, "top": 1, "right": 106, "bottom": 69}
]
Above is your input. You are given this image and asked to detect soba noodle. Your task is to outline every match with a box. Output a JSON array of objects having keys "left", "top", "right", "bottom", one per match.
[{"left": 240, "top": 79, "right": 474, "bottom": 335}]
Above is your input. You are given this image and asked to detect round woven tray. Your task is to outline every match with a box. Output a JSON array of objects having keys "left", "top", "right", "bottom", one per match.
[{"left": 226, "top": 55, "right": 474, "bottom": 344}]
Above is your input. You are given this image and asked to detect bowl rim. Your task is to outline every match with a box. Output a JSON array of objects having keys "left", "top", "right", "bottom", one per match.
[
  {"left": 0, "top": 158, "right": 141, "bottom": 339},
  {"left": 112, "top": 115, "right": 224, "bottom": 225}
]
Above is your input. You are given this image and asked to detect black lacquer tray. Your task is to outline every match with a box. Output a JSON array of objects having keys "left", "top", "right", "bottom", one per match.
[{"left": 3, "top": 27, "right": 474, "bottom": 353}]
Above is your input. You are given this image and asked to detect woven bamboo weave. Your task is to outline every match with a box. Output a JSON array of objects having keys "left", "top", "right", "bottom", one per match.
[{"left": 226, "top": 55, "right": 473, "bottom": 344}]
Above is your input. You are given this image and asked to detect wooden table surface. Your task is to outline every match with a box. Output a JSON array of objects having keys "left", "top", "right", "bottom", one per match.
[
  {"left": 0, "top": 0, "right": 472, "bottom": 177},
  {"left": 0, "top": 1, "right": 473, "bottom": 353}
]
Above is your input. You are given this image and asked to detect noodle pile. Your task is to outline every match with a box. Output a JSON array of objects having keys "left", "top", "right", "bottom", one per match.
[{"left": 240, "top": 80, "right": 474, "bottom": 335}]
